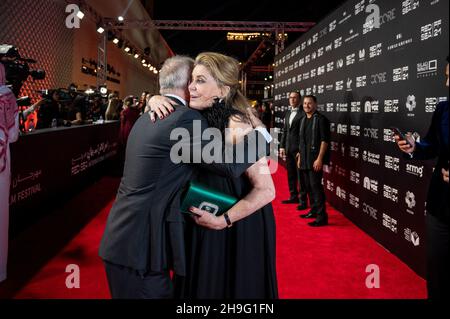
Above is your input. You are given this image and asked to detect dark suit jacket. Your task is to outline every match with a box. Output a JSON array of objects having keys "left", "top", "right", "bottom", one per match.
[
  {"left": 408, "top": 101, "right": 449, "bottom": 222},
  {"left": 99, "top": 98, "right": 268, "bottom": 276},
  {"left": 280, "top": 108, "right": 304, "bottom": 154},
  {"left": 298, "top": 111, "right": 331, "bottom": 170}
]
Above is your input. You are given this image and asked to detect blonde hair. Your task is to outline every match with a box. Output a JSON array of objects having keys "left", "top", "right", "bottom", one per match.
[{"left": 195, "top": 52, "right": 250, "bottom": 121}]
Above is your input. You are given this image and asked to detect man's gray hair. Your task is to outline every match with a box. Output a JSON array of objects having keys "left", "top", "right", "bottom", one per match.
[{"left": 159, "top": 55, "right": 194, "bottom": 92}]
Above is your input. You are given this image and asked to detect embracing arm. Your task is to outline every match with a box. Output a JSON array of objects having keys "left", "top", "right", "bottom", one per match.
[
  {"left": 190, "top": 156, "right": 275, "bottom": 229},
  {"left": 173, "top": 109, "right": 271, "bottom": 179},
  {"left": 190, "top": 118, "right": 275, "bottom": 229}
]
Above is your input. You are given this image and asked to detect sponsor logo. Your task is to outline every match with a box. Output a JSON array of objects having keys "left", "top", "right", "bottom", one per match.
[
  {"left": 336, "top": 186, "right": 347, "bottom": 200},
  {"left": 425, "top": 97, "right": 448, "bottom": 112},
  {"left": 393, "top": 66, "right": 409, "bottom": 82},
  {"left": 349, "top": 194, "right": 360, "bottom": 208},
  {"left": 363, "top": 177, "right": 378, "bottom": 194},
  {"left": 347, "top": 78, "right": 353, "bottom": 91},
  {"left": 384, "top": 99, "right": 400, "bottom": 113},
  {"left": 351, "top": 101, "right": 361, "bottom": 112},
  {"left": 346, "top": 53, "right": 356, "bottom": 66},
  {"left": 405, "top": 191, "right": 416, "bottom": 212},
  {"left": 370, "top": 43, "right": 383, "bottom": 58},
  {"left": 364, "top": 100, "right": 380, "bottom": 113},
  {"left": 318, "top": 65, "right": 326, "bottom": 76},
  {"left": 336, "top": 80, "right": 344, "bottom": 91},
  {"left": 405, "top": 95, "right": 417, "bottom": 112},
  {"left": 355, "top": 0, "right": 365, "bottom": 15},
  {"left": 364, "top": 128, "right": 379, "bottom": 139},
  {"left": 336, "top": 103, "right": 349, "bottom": 112},
  {"left": 329, "top": 20, "right": 337, "bottom": 32},
  {"left": 359, "top": 48, "right": 366, "bottom": 61},
  {"left": 350, "top": 170, "right": 361, "bottom": 184},
  {"left": 388, "top": 33, "right": 413, "bottom": 51},
  {"left": 363, "top": 202, "right": 378, "bottom": 220},
  {"left": 404, "top": 228, "right": 420, "bottom": 246},
  {"left": 385, "top": 155, "right": 400, "bottom": 171},
  {"left": 350, "top": 147, "right": 360, "bottom": 159},
  {"left": 334, "top": 37, "right": 343, "bottom": 49},
  {"left": 330, "top": 122, "right": 336, "bottom": 133},
  {"left": 384, "top": 129, "right": 402, "bottom": 143},
  {"left": 337, "top": 124, "right": 348, "bottom": 135},
  {"left": 417, "top": 60, "right": 438, "bottom": 78},
  {"left": 402, "top": 0, "right": 420, "bottom": 15},
  {"left": 371, "top": 72, "right": 388, "bottom": 85},
  {"left": 327, "top": 62, "right": 335, "bottom": 73},
  {"left": 421, "top": 19, "right": 442, "bottom": 41},
  {"left": 351, "top": 125, "right": 361, "bottom": 137},
  {"left": 327, "top": 180, "right": 335, "bottom": 192},
  {"left": 383, "top": 184, "right": 399, "bottom": 203},
  {"left": 331, "top": 141, "right": 339, "bottom": 152},
  {"left": 406, "top": 163, "right": 424, "bottom": 178},
  {"left": 356, "top": 75, "right": 367, "bottom": 87},
  {"left": 362, "top": 150, "right": 381, "bottom": 165},
  {"left": 383, "top": 213, "right": 398, "bottom": 233}
]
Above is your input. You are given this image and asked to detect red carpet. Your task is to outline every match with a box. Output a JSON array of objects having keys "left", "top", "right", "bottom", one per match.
[{"left": 0, "top": 164, "right": 426, "bottom": 299}]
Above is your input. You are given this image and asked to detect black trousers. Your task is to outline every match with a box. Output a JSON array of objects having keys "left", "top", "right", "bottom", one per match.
[
  {"left": 286, "top": 151, "right": 307, "bottom": 203},
  {"left": 104, "top": 261, "right": 174, "bottom": 299},
  {"left": 426, "top": 213, "right": 449, "bottom": 300},
  {"left": 300, "top": 169, "right": 327, "bottom": 218}
]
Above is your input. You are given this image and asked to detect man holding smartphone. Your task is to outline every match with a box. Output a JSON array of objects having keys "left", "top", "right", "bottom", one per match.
[{"left": 395, "top": 56, "right": 449, "bottom": 300}]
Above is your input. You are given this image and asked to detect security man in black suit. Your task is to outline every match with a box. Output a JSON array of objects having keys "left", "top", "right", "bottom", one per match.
[
  {"left": 279, "top": 91, "right": 307, "bottom": 210},
  {"left": 99, "top": 56, "right": 270, "bottom": 299}
]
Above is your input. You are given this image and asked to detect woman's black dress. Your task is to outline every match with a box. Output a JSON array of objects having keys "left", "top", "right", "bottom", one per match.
[{"left": 182, "top": 163, "right": 278, "bottom": 299}]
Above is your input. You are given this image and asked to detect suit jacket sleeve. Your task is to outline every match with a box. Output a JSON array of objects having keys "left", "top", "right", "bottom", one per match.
[
  {"left": 410, "top": 102, "right": 443, "bottom": 160},
  {"left": 176, "top": 110, "right": 269, "bottom": 178}
]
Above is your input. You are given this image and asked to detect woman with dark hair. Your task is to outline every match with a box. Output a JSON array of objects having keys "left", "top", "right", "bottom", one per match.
[{"left": 149, "top": 52, "right": 278, "bottom": 299}]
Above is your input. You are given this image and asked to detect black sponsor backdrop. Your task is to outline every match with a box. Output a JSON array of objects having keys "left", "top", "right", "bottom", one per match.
[
  {"left": 9, "top": 122, "right": 119, "bottom": 236},
  {"left": 273, "top": 0, "right": 449, "bottom": 276}
]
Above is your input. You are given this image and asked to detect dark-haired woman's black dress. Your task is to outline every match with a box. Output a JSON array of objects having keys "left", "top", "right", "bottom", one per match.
[{"left": 182, "top": 168, "right": 278, "bottom": 299}]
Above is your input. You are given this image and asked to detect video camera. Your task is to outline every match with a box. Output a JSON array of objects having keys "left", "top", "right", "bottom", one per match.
[{"left": 0, "top": 44, "right": 46, "bottom": 97}]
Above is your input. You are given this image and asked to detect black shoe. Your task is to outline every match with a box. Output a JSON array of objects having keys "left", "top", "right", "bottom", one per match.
[
  {"left": 300, "top": 211, "right": 317, "bottom": 219},
  {"left": 282, "top": 197, "right": 299, "bottom": 204},
  {"left": 308, "top": 218, "right": 328, "bottom": 227},
  {"left": 297, "top": 204, "right": 308, "bottom": 211}
]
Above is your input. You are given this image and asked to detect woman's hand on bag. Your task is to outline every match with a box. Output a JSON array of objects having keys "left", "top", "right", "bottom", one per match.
[
  {"left": 189, "top": 207, "right": 227, "bottom": 230},
  {"left": 148, "top": 95, "right": 176, "bottom": 122}
]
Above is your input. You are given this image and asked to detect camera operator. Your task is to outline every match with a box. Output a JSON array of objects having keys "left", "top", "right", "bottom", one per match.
[
  {"left": 34, "top": 90, "right": 65, "bottom": 129},
  {"left": 0, "top": 62, "right": 19, "bottom": 283},
  {"left": 395, "top": 56, "right": 449, "bottom": 299},
  {"left": 67, "top": 92, "right": 86, "bottom": 126}
]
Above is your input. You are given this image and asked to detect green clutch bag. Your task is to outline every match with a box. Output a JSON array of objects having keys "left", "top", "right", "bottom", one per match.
[{"left": 180, "top": 181, "right": 238, "bottom": 216}]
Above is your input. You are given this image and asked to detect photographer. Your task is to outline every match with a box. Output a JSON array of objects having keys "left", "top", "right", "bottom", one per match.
[
  {"left": 395, "top": 57, "right": 449, "bottom": 299},
  {"left": 0, "top": 62, "right": 19, "bottom": 283}
]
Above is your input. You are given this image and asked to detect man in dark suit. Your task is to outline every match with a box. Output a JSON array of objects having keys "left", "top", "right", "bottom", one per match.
[
  {"left": 297, "top": 95, "right": 330, "bottom": 227},
  {"left": 99, "top": 56, "right": 270, "bottom": 299},
  {"left": 395, "top": 57, "right": 449, "bottom": 300},
  {"left": 279, "top": 91, "right": 307, "bottom": 209}
]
